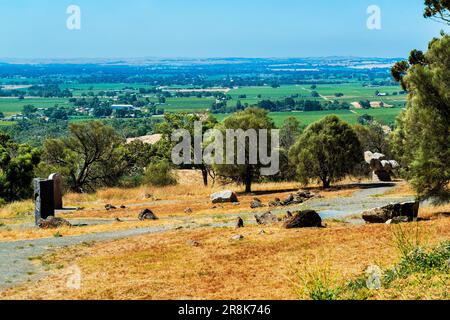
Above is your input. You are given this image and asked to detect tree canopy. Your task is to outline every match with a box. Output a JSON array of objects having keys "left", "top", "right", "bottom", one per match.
[
  {"left": 290, "top": 115, "right": 363, "bottom": 188},
  {"left": 41, "top": 121, "right": 127, "bottom": 193},
  {"left": 0, "top": 132, "right": 40, "bottom": 202},
  {"left": 214, "top": 108, "right": 276, "bottom": 193},
  {"left": 391, "top": 34, "right": 450, "bottom": 203},
  {"left": 424, "top": 0, "right": 450, "bottom": 24}
]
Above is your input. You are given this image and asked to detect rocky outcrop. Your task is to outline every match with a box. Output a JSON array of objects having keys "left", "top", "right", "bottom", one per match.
[
  {"left": 211, "top": 190, "right": 239, "bottom": 204},
  {"left": 269, "top": 198, "right": 283, "bottom": 207},
  {"left": 138, "top": 209, "right": 159, "bottom": 221},
  {"left": 362, "top": 201, "right": 419, "bottom": 224},
  {"left": 255, "top": 212, "right": 279, "bottom": 225},
  {"left": 283, "top": 210, "right": 323, "bottom": 229},
  {"left": 268, "top": 190, "right": 318, "bottom": 208},
  {"left": 364, "top": 151, "right": 400, "bottom": 182},
  {"left": 250, "top": 198, "right": 265, "bottom": 209},
  {"left": 38, "top": 217, "right": 72, "bottom": 229}
]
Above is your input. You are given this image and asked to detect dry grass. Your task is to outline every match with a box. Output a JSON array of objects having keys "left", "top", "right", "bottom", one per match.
[
  {"left": 420, "top": 203, "right": 450, "bottom": 220},
  {"left": 0, "top": 175, "right": 403, "bottom": 243},
  {"left": 0, "top": 176, "right": 448, "bottom": 300},
  {"left": 0, "top": 219, "right": 178, "bottom": 242},
  {"left": 2, "top": 218, "right": 449, "bottom": 300},
  {"left": 382, "top": 181, "right": 415, "bottom": 198},
  {"left": 0, "top": 201, "right": 34, "bottom": 219}
]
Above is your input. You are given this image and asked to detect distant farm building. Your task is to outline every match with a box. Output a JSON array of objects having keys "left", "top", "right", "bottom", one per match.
[
  {"left": 126, "top": 134, "right": 162, "bottom": 145},
  {"left": 111, "top": 104, "right": 137, "bottom": 111}
]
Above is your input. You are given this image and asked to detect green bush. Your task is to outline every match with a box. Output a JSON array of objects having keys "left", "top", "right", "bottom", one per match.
[
  {"left": 384, "top": 241, "right": 450, "bottom": 286},
  {"left": 294, "top": 265, "right": 341, "bottom": 300},
  {"left": 144, "top": 160, "right": 177, "bottom": 187}
]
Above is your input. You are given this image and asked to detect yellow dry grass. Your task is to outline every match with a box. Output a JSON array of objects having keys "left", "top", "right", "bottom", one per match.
[
  {"left": 420, "top": 203, "right": 450, "bottom": 220},
  {"left": 0, "top": 176, "right": 369, "bottom": 242},
  {"left": 0, "top": 219, "right": 180, "bottom": 242},
  {"left": 0, "top": 201, "right": 34, "bottom": 219},
  {"left": 0, "top": 175, "right": 449, "bottom": 300},
  {"left": 1, "top": 218, "right": 449, "bottom": 300},
  {"left": 382, "top": 181, "right": 415, "bottom": 198}
]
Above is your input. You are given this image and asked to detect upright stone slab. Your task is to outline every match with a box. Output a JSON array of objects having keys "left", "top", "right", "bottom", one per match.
[
  {"left": 34, "top": 179, "right": 55, "bottom": 225},
  {"left": 49, "top": 173, "right": 63, "bottom": 210}
]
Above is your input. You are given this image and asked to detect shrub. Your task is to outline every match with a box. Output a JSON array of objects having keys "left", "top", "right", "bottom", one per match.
[
  {"left": 144, "top": 160, "right": 177, "bottom": 187},
  {"left": 294, "top": 264, "right": 341, "bottom": 300}
]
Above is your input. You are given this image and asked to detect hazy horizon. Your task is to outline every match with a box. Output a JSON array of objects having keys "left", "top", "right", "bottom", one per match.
[{"left": 0, "top": 0, "right": 448, "bottom": 59}]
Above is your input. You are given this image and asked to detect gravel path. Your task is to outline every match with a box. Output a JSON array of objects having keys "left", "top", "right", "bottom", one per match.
[{"left": 0, "top": 182, "right": 414, "bottom": 291}]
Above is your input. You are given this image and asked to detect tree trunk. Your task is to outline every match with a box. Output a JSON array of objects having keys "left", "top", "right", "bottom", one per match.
[
  {"left": 201, "top": 166, "right": 208, "bottom": 186},
  {"left": 245, "top": 179, "right": 252, "bottom": 193},
  {"left": 322, "top": 178, "right": 331, "bottom": 189},
  {"left": 245, "top": 166, "right": 252, "bottom": 193}
]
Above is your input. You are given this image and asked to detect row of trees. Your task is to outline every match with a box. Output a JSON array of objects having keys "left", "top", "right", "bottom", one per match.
[
  {"left": 0, "top": 89, "right": 446, "bottom": 205},
  {"left": 0, "top": 2, "right": 448, "bottom": 204},
  {"left": 211, "top": 98, "right": 351, "bottom": 114},
  {"left": 0, "top": 107, "right": 385, "bottom": 203}
]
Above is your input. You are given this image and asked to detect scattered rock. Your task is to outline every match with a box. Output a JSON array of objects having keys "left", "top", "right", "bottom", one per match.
[
  {"left": 255, "top": 212, "right": 278, "bottom": 225},
  {"left": 362, "top": 201, "right": 419, "bottom": 224},
  {"left": 283, "top": 210, "right": 323, "bottom": 229},
  {"left": 283, "top": 211, "right": 293, "bottom": 221},
  {"left": 186, "top": 240, "right": 200, "bottom": 247},
  {"left": 236, "top": 217, "right": 244, "bottom": 228},
  {"left": 105, "top": 204, "right": 117, "bottom": 211},
  {"left": 38, "top": 217, "right": 72, "bottom": 229},
  {"left": 269, "top": 198, "right": 283, "bottom": 207},
  {"left": 120, "top": 205, "right": 126, "bottom": 209},
  {"left": 231, "top": 234, "right": 244, "bottom": 241},
  {"left": 138, "top": 209, "right": 158, "bottom": 221},
  {"left": 258, "top": 230, "right": 266, "bottom": 235},
  {"left": 232, "top": 202, "right": 241, "bottom": 206},
  {"left": 211, "top": 190, "right": 239, "bottom": 204},
  {"left": 250, "top": 198, "right": 265, "bottom": 209},
  {"left": 184, "top": 208, "right": 193, "bottom": 214},
  {"left": 114, "top": 217, "right": 123, "bottom": 223},
  {"left": 144, "top": 193, "right": 153, "bottom": 199},
  {"left": 282, "top": 194, "right": 295, "bottom": 206},
  {"left": 268, "top": 191, "right": 318, "bottom": 207},
  {"left": 386, "top": 216, "right": 410, "bottom": 225}
]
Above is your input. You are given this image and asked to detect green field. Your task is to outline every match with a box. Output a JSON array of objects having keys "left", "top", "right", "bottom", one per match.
[
  {"left": 59, "top": 83, "right": 152, "bottom": 96},
  {"left": 0, "top": 97, "right": 70, "bottom": 115},
  {"left": 158, "top": 97, "right": 215, "bottom": 112},
  {"left": 0, "top": 83, "right": 406, "bottom": 129},
  {"left": 216, "top": 108, "right": 404, "bottom": 127}
]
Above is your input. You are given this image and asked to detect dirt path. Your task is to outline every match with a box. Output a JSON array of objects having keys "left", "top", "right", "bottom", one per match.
[{"left": 0, "top": 183, "right": 413, "bottom": 291}]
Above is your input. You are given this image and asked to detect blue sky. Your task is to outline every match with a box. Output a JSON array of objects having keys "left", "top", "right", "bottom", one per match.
[{"left": 0, "top": 0, "right": 447, "bottom": 58}]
